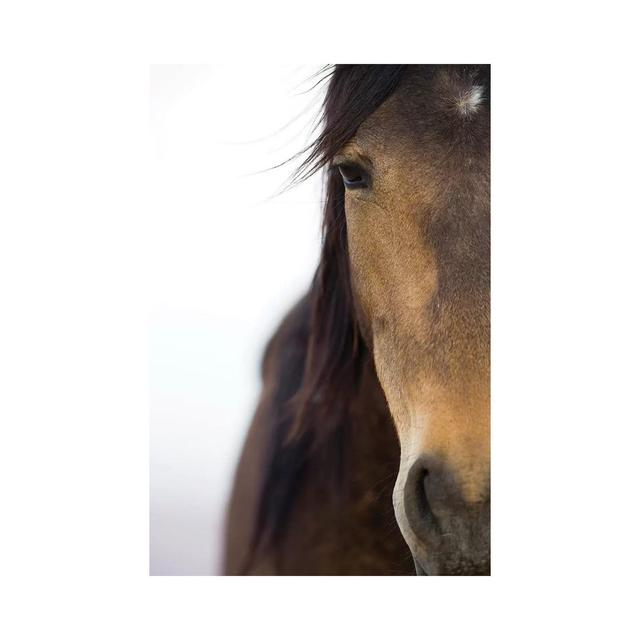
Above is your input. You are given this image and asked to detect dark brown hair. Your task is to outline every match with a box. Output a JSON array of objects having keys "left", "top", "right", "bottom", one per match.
[{"left": 246, "top": 66, "right": 407, "bottom": 565}]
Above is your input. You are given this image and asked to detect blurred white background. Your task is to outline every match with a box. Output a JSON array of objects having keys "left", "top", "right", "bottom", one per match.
[{"left": 150, "top": 65, "right": 325, "bottom": 575}]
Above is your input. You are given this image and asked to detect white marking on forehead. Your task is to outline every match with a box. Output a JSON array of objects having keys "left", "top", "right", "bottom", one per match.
[{"left": 456, "top": 85, "right": 484, "bottom": 116}]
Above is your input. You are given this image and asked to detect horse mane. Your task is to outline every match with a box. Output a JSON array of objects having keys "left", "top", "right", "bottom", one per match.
[{"left": 244, "top": 65, "right": 407, "bottom": 570}]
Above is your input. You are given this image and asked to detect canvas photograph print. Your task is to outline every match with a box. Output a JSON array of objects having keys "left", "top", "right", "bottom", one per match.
[{"left": 150, "top": 64, "right": 490, "bottom": 575}]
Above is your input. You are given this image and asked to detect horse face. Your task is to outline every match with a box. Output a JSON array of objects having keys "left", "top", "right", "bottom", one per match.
[{"left": 335, "top": 67, "right": 490, "bottom": 574}]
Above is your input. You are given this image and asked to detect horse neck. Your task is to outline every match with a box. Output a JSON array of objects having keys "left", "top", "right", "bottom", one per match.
[
  {"left": 276, "top": 353, "right": 408, "bottom": 574},
  {"left": 305, "top": 350, "right": 400, "bottom": 512}
]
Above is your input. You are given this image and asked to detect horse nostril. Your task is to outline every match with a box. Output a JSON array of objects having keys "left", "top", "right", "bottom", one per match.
[
  {"left": 403, "top": 455, "right": 463, "bottom": 538},
  {"left": 402, "top": 456, "right": 491, "bottom": 575},
  {"left": 403, "top": 458, "right": 439, "bottom": 540}
]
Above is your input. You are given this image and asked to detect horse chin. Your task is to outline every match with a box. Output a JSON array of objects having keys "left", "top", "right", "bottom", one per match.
[
  {"left": 411, "top": 526, "right": 491, "bottom": 575},
  {"left": 413, "top": 550, "right": 490, "bottom": 576}
]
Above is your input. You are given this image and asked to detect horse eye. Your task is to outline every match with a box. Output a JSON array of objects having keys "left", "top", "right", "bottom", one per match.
[{"left": 336, "top": 163, "right": 368, "bottom": 189}]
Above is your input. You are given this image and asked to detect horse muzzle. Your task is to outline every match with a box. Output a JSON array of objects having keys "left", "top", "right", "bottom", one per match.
[{"left": 395, "top": 455, "right": 490, "bottom": 576}]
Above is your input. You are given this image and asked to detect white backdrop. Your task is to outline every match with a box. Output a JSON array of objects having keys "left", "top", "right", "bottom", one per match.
[
  {"left": 150, "top": 65, "right": 325, "bottom": 575},
  {"left": 5, "top": 6, "right": 640, "bottom": 637}
]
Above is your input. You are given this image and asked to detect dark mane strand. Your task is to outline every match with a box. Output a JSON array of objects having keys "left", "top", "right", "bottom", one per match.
[
  {"left": 243, "top": 65, "right": 407, "bottom": 571},
  {"left": 292, "top": 65, "right": 407, "bottom": 184}
]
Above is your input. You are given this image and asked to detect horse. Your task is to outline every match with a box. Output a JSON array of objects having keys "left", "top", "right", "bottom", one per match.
[{"left": 224, "top": 64, "right": 490, "bottom": 575}]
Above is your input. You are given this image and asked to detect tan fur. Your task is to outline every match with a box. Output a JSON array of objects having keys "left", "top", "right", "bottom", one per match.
[{"left": 339, "top": 67, "right": 490, "bottom": 573}]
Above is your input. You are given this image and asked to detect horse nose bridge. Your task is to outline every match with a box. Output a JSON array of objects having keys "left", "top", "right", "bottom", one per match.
[{"left": 405, "top": 397, "right": 491, "bottom": 502}]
